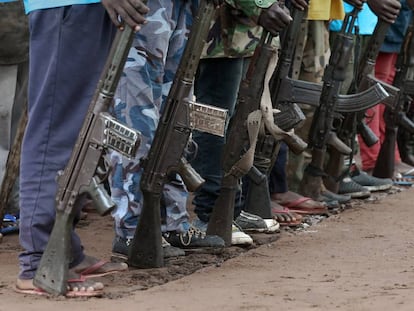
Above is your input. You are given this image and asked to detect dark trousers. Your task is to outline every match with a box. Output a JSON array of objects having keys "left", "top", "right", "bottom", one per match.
[
  {"left": 18, "top": 4, "right": 116, "bottom": 279},
  {"left": 192, "top": 57, "right": 248, "bottom": 223},
  {"left": 269, "top": 142, "right": 288, "bottom": 194}
]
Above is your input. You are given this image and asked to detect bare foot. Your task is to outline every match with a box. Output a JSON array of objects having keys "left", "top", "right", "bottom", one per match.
[
  {"left": 271, "top": 191, "right": 326, "bottom": 208},
  {"left": 271, "top": 202, "right": 303, "bottom": 226},
  {"left": 15, "top": 272, "right": 104, "bottom": 297},
  {"left": 271, "top": 191, "right": 328, "bottom": 215}
]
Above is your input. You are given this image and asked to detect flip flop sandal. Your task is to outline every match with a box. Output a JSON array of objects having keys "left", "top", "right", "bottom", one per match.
[
  {"left": 14, "top": 276, "right": 103, "bottom": 297},
  {"left": 1, "top": 214, "right": 19, "bottom": 235},
  {"left": 401, "top": 167, "right": 414, "bottom": 176},
  {"left": 392, "top": 179, "right": 413, "bottom": 187},
  {"left": 271, "top": 207, "right": 303, "bottom": 226},
  {"left": 77, "top": 260, "right": 128, "bottom": 278},
  {"left": 392, "top": 173, "right": 414, "bottom": 186},
  {"left": 281, "top": 197, "right": 329, "bottom": 215}
]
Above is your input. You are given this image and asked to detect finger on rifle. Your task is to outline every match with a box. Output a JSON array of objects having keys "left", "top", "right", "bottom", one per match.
[
  {"left": 381, "top": 5, "right": 401, "bottom": 24},
  {"left": 129, "top": 0, "right": 150, "bottom": 15},
  {"left": 116, "top": 6, "right": 148, "bottom": 31},
  {"left": 103, "top": 0, "right": 149, "bottom": 31},
  {"left": 290, "top": 0, "right": 308, "bottom": 10},
  {"left": 105, "top": 7, "right": 122, "bottom": 28}
]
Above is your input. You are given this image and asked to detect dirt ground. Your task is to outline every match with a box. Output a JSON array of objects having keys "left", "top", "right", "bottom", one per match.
[{"left": 1, "top": 185, "right": 414, "bottom": 311}]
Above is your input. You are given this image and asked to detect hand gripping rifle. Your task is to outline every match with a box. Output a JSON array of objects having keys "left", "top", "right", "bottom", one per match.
[
  {"left": 127, "top": 0, "right": 227, "bottom": 268},
  {"left": 34, "top": 27, "right": 142, "bottom": 295},
  {"left": 298, "top": 8, "right": 363, "bottom": 199},
  {"left": 324, "top": 19, "right": 400, "bottom": 192},
  {"left": 372, "top": 16, "right": 414, "bottom": 178},
  {"left": 205, "top": 30, "right": 278, "bottom": 245}
]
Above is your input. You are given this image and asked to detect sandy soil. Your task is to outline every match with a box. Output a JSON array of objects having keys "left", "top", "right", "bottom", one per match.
[{"left": 1, "top": 186, "right": 414, "bottom": 311}]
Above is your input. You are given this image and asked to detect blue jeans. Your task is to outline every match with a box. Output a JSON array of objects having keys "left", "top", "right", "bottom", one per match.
[
  {"left": 192, "top": 57, "right": 249, "bottom": 223},
  {"left": 269, "top": 142, "right": 288, "bottom": 194}
]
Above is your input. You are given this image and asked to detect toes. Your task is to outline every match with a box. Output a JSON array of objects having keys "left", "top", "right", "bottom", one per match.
[{"left": 68, "top": 280, "right": 104, "bottom": 292}]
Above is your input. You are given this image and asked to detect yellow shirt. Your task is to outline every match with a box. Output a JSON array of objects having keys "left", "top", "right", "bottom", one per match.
[{"left": 307, "top": 0, "right": 345, "bottom": 20}]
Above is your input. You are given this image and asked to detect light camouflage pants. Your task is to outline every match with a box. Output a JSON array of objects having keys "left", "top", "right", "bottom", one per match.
[
  {"left": 110, "top": 0, "right": 197, "bottom": 239},
  {"left": 287, "top": 20, "right": 331, "bottom": 192}
]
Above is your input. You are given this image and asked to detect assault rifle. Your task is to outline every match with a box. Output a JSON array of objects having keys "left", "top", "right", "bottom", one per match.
[
  {"left": 373, "top": 16, "right": 414, "bottom": 178},
  {"left": 244, "top": 3, "right": 388, "bottom": 210},
  {"left": 274, "top": 22, "right": 391, "bottom": 115},
  {"left": 243, "top": 4, "right": 309, "bottom": 219},
  {"left": 324, "top": 19, "right": 400, "bottom": 192},
  {"left": 128, "top": 0, "right": 227, "bottom": 267},
  {"left": 299, "top": 8, "right": 362, "bottom": 199},
  {"left": 206, "top": 30, "right": 278, "bottom": 245},
  {"left": 33, "top": 27, "right": 142, "bottom": 295}
]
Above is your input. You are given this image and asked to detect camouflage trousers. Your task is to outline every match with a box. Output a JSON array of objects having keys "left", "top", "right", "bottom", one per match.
[
  {"left": 110, "top": 0, "right": 196, "bottom": 239},
  {"left": 287, "top": 20, "right": 331, "bottom": 192}
]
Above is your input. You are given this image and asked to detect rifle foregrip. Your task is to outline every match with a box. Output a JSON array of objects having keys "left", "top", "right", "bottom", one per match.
[
  {"left": 282, "top": 134, "right": 307, "bottom": 155},
  {"left": 176, "top": 157, "right": 205, "bottom": 192},
  {"left": 357, "top": 120, "right": 379, "bottom": 147}
]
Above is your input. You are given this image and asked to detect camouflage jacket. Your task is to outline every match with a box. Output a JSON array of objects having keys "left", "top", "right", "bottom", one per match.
[
  {"left": 202, "top": 0, "right": 276, "bottom": 58},
  {"left": 0, "top": 0, "right": 29, "bottom": 65}
]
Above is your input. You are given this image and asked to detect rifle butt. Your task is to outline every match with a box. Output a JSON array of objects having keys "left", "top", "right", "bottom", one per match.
[
  {"left": 299, "top": 170, "right": 323, "bottom": 201},
  {"left": 372, "top": 128, "right": 397, "bottom": 179},
  {"left": 298, "top": 149, "right": 325, "bottom": 200},
  {"left": 128, "top": 191, "right": 164, "bottom": 268},
  {"left": 323, "top": 148, "right": 343, "bottom": 193},
  {"left": 244, "top": 166, "right": 272, "bottom": 219},
  {"left": 33, "top": 211, "right": 73, "bottom": 295},
  {"left": 206, "top": 176, "right": 237, "bottom": 246}
]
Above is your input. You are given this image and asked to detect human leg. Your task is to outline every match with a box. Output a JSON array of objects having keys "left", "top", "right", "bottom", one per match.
[
  {"left": 192, "top": 57, "right": 247, "bottom": 223},
  {"left": 18, "top": 4, "right": 118, "bottom": 283},
  {"left": 287, "top": 20, "right": 330, "bottom": 192},
  {"left": 110, "top": 0, "right": 222, "bottom": 253},
  {"left": 359, "top": 52, "right": 400, "bottom": 172},
  {"left": 111, "top": 0, "right": 187, "bottom": 240},
  {"left": 271, "top": 143, "right": 328, "bottom": 215}
]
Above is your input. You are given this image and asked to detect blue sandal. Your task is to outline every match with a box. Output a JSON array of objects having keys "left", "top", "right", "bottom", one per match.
[{"left": 1, "top": 214, "right": 19, "bottom": 234}]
